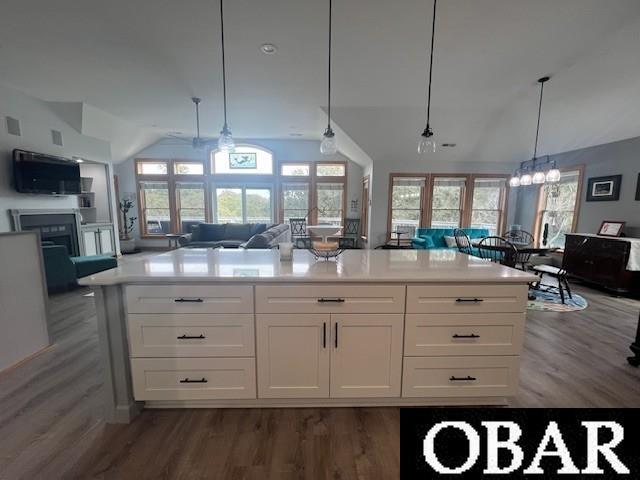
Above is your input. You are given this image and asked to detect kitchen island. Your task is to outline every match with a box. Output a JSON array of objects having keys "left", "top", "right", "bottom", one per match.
[{"left": 81, "top": 248, "right": 537, "bottom": 423}]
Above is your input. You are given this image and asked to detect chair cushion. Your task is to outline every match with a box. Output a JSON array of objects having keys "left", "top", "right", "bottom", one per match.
[
  {"left": 533, "top": 264, "right": 562, "bottom": 275},
  {"left": 71, "top": 255, "right": 117, "bottom": 278},
  {"left": 197, "top": 223, "right": 226, "bottom": 241},
  {"left": 223, "top": 223, "right": 253, "bottom": 241}
]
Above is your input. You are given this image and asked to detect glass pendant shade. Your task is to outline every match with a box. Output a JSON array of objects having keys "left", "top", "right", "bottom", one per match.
[
  {"left": 519, "top": 173, "right": 532, "bottom": 186},
  {"left": 418, "top": 127, "right": 436, "bottom": 154},
  {"left": 546, "top": 168, "right": 561, "bottom": 183},
  {"left": 509, "top": 175, "right": 521, "bottom": 187},
  {"left": 532, "top": 171, "right": 546, "bottom": 184},
  {"left": 320, "top": 127, "right": 337, "bottom": 155},
  {"left": 217, "top": 126, "right": 235, "bottom": 152}
]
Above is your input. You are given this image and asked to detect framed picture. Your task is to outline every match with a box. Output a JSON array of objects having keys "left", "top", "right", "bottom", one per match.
[
  {"left": 597, "top": 220, "right": 625, "bottom": 237},
  {"left": 635, "top": 173, "right": 640, "bottom": 201},
  {"left": 586, "top": 174, "right": 622, "bottom": 202},
  {"left": 229, "top": 152, "right": 257, "bottom": 169}
]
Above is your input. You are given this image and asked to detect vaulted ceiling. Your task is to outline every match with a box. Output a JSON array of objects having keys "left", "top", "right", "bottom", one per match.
[{"left": 1, "top": 0, "right": 639, "bottom": 165}]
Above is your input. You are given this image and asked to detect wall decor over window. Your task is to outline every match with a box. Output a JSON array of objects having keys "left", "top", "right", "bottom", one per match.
[
  {"left": 229, "top": 152, "right": 257, "bottom": 169},
  {"left": 586, "top": 174, "right": 622, "bottom": 202}
]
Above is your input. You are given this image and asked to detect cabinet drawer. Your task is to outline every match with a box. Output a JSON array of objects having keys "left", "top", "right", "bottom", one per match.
[
  {"left": 406, "top": 285, "right": 526, "bottom": 314},
  {"left": 404, "top": 313, "right": 524, "bottom": 356},
  {"left": 126, "top": 285, "right": 253, "bottom": 314},
  {"left": 402, "top": 356, "right": 520, "bottom": 398},
  {"left": 255, "top": 285, "right": 405, "bottom": 314},
  {"left": 131, "top": 357, "right": 256, "bottom": 401},
  {"left": 128, "top": 314, "right": 255, "bottom": 357}
]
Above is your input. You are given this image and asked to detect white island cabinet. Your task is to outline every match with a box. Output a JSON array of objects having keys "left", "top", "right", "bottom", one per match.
[{"left": 80, "top": 249, "right": 536, "bottom": 423}]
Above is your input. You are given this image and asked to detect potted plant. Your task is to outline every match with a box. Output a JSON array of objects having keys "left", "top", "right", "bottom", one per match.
[{"left": 119, "top": 195, "right": 137, "bottom": 253}]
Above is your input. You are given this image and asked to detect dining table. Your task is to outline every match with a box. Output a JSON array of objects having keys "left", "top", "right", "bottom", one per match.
[{"left": 470, "top": 241, "right": 556, "bottom": 255}]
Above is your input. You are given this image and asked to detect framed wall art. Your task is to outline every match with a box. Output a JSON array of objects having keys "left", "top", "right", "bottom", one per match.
[{"left": 586, "top": 174, "right": 622, "bottom": 202}]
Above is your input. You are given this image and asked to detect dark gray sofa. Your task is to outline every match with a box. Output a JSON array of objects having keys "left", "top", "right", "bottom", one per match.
[{"left": 178, "top": 223, "right": 290, "bottom": 249}]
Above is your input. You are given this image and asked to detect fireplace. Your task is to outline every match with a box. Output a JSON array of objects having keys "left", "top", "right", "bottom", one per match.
[{"left": 11, "top": 210, "right": 81, "bottom": 256}]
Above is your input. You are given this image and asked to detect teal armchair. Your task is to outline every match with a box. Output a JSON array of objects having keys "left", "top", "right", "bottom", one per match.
[
  {"left": 41, "top": 244, "right": 117, "bottom": 292},
  {"left": 411, "top": 228, "right": 489, "bottom": 250}
]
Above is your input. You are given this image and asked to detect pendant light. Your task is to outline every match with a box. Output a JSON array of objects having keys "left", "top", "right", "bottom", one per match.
[
  {"left": 320, "top": 0, "right": 337, "bottom": 155},
  {"left": 217, "top": 0, "right": 235, "bottom": 152},
  {"left": 546, "top": 159, "right": 561, "bottom": 182},
  {"left": 418, "top": 0, "right": 438, "bottom": 154}
]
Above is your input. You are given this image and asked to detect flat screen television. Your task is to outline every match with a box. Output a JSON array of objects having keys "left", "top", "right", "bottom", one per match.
[{"left": 13, "top": 149, "right": 81, "bottom": 195}]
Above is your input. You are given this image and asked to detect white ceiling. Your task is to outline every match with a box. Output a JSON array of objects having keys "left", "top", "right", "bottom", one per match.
[{"left": 1, "top": 0, "right": 639, "bottom": 165}]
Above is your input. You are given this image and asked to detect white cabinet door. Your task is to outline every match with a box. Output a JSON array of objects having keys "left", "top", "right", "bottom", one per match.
[
  {"left": 82, "top": 230, "right": 98, "bottom": 256},
  {"left": 330, "top": 314, "right": 404, "bottom": 398},
  {"left": 256, "top": 314, "right": 330, "bottom": 398},
  {"left": 98, "top": 227, "right": 114, "bottom": 254}
]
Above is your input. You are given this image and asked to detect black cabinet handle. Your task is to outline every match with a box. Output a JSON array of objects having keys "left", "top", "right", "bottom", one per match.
[
  {"left": 177, "top": 334, "right": 206, "bottom": 340},
  {"left": 179, "top": 377, "right": 208, "bottom": 383},
  {"left": 449, "top": 376, "right": 477, "bottom": 382},
  {"left": 174, "top": 298, "right": 204, "bottom": 303},
  {"left": 455, "top": 298, "right": 484, "bottom": 303},
  {"left": 323, "top": 322, "right": 327, "bottom": 348},
  {"left": 452, "top": 334, "right": 480, "bottom": 339},
  {"left": 318, "top": 298, "right": 345, "bottom": 303},
  {"left": 335, "top": 322, "right": 338, "bottom": 348}
]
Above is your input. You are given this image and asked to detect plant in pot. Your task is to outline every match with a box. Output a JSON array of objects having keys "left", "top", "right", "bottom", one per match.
[{"left": 119, "top": 195, "right": 138, "bottom": 253}]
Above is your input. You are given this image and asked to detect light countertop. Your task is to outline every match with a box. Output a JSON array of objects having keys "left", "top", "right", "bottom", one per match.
[{"left": 80, "top": 249, "right": 538, "bottom": 286}]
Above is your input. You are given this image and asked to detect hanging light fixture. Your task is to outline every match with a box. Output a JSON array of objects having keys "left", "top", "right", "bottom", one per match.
[
  {"left": 418, "top": 0, "right": 438, "bottom": 154},
  {"left": 217, "top": 0, "right": 235, "bottom": 152},
  {"left": 529, "top": 76, "right": 549, "bottom": 184},
  {"left": 520, "top": 171, "right": 533, "bottom": 186},
  {"left": 320, "top": 0, "right": 337, "bottom": 155},
  {"left": 509, "top": 170, "right": 521, "bottom": 187},
  {"left": 546, "top": 159, "right": 561, "bottom": 182}
]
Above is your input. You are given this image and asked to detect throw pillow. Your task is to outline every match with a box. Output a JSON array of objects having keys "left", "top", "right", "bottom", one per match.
[
  {"left": 443, "top": 235, "right": 457, "bottom": 248},
  {"left": 243, "top": 233, "right": 270, "bottom": 249},
  {"left": 423, "top": 235, "right": 436, "bottom": 248},
  {"left": 197, "top": 223, "right": 226, "bottom": 241},
  {"left": 224, "top": 223, "right": 253, "bottom": 241}
]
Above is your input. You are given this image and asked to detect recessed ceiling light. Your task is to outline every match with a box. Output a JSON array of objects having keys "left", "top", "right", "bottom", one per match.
[{"left": 260, "top": 43, "right": 277, "bottom": 55}]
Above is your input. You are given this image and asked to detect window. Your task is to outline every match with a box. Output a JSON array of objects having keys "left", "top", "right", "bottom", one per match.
[
  {"left": 430, "top": 177, "right": 466, "bottom": 228},
  {"left": 281, "top": 183, "right": 310, "bottom": 223},
  {"left": 316, "top": 183, "right": 344, "bottom": 226},
  {"left": 281, "top": 163, "right": 310, "bottom": 176},
  {"left": 389, "top": 176, "right": 427, "bottom": 237},
  {"left": 470, "top": 178, "right": 507, "bottom": 235},
  {"left": 176, "top": 182, "right": 206, "bottom": 233},
  {"left": 316, "top": 163, "right": 346, "bottom": 177},
  {"left": 174, "top": 162, "right": 204, "bottom": 175},
  {"left": 211, "top": 146, "right": 273, "bottom": 175},
  {"left": 536, "top": 169, "right": 582, "bottom": 248},
  {"left": 139, "top": 181, "right": 171, "bottom": 235},
  {"left": 214, "top": 186, "right": 273, "bottom": 224},
  {"left": 137, "top": 161, "right": 168, "bottom": 175}
]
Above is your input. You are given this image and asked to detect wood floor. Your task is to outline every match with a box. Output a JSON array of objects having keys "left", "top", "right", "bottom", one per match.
[{"left": 0, "top": 258, "right": 638, "bottom": 479}]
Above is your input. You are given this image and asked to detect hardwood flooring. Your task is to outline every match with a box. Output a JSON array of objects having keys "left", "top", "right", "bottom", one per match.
[{"left": 0, "top": 254, "right": 638, "bottom": 479}]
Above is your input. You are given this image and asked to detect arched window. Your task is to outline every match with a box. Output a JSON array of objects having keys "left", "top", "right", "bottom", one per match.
[{"left": 211, "top": 145, "right": 274, "bottom": 175}]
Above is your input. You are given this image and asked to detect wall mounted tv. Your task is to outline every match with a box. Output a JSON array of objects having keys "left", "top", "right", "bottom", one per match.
[{"left": 13, "top": 149, "right": 81, "bottom": 195}]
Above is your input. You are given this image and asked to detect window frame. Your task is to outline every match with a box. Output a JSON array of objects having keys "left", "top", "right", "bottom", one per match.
[
  {"left": 212, "top": 183, "right": 275, "bottom": 224},
  {"left": 428, "top": 174, "right": 469, "bottom": 229},
  {"left": 135, "top": 158, "right": 206, "bottom": 238},
  {"left": 534, "top": 165, "right": 584, "bottom": 247},
  {"left": 387, "top": 173, "right": 430, "bottom": 241},
  {"left": 468, "top": 174, "right": 510, "bottom": 236},
  {"left": 210, "top": 144, "right": 275, "bottom": 177}
]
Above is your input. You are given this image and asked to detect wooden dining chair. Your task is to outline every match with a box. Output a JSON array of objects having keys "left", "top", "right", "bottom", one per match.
[
  {"left": 453, "top": 228, "right": 473, "bottom": 255},
  {"left": 477, "top": 236, "right": 518, "bottom": 268},
  {"left": 531, "top": 264, "right": 572, "bottom": 304},
  {"left": 503, "top": 229, "right": 535, "bottom": 246}
]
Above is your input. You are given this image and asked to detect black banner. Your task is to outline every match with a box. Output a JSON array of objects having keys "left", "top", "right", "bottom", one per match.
[{"left": 401, "top": 408, "right": 640, "bottom": 478}]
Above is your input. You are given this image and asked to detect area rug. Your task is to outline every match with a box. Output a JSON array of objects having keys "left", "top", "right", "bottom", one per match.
[{"left": 527, "top": 288, "right": 588, "bottom": 312}]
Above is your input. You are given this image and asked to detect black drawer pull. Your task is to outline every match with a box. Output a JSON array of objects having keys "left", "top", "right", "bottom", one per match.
[
  {"left": 449, "top": 376, "right": 477, "bottom": 382},
  {"left": 323, "top": 322, "right": 327, "bottom": 349},
  {"left": 452, "top": 334, "right": 480, "bottom": 339},
  {"left": 179, "top": 377, "right": 208, "bottom": 384},
  {"left": 174, "top": 298, "right": 204, "bottom": 303},
  {"left": 177, "top": 334, "right": 206, "bottom": 340},
  {"left": 317, "top": 298, "right": 345, "bottom": 303},
  {"left": 455, "top": 298, "right": 484, "bottom": 303}
]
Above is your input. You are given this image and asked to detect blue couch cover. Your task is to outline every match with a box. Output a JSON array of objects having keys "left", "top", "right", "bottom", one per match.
[{"left": 411, "top": 227, "right": 489, "bottom": 250}]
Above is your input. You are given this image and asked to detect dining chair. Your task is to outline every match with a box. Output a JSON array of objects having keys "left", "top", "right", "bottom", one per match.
[
  {"left": 503, "top": 229, "right": 535, "bottom": 246},
  {"left": 289, "top": 218, "right": 309, "bottom": 249},
  {"left": 453, "top": 228, "right": 473, "bottom": 255},
  {"left": 531, "top": 264, "right": 572, "bottom": 304},
  {"left": 477, "top": 236, "right": 518, "bottom": 268}
]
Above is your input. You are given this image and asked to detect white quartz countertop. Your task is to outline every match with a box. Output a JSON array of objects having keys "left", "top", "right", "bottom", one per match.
[{"left": 80, "top": 249, "right": 538, "bottom": 286}]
